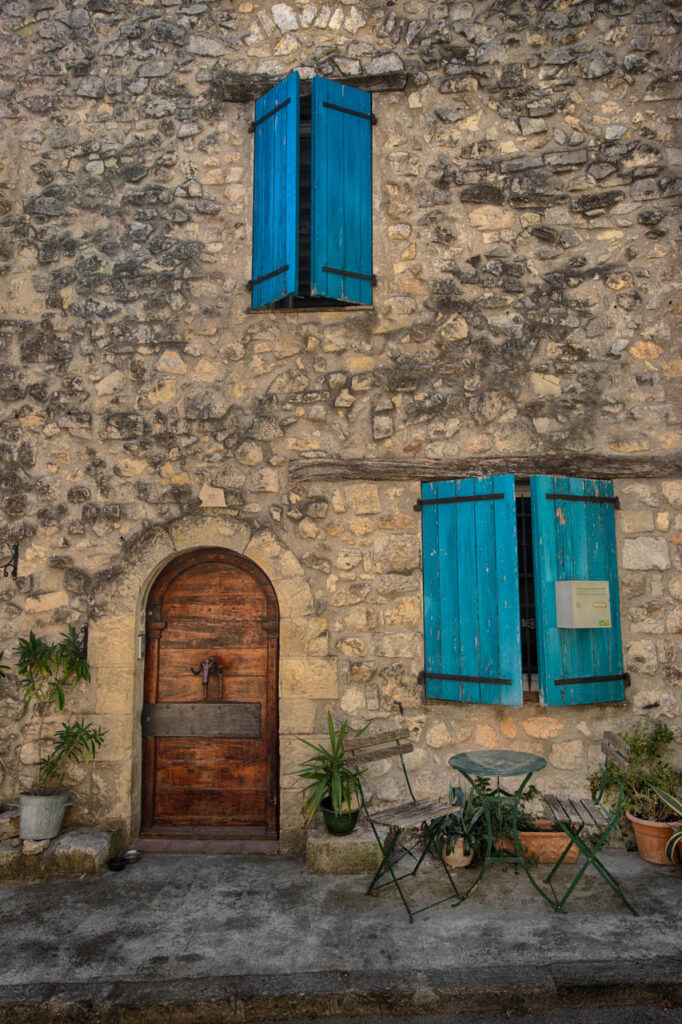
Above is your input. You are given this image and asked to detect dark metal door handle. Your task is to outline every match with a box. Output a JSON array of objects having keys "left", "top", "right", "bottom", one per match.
[{"left": 190, "top": 656, "right": 224, "bottom": 700}]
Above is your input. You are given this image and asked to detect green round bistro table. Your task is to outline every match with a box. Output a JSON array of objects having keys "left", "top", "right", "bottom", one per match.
[{"left": 448, "top": 748, "right": 557, "bottom": 908}]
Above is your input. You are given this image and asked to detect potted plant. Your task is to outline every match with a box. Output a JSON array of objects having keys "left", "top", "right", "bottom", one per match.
[
  {"left": 588, "top": 721, "right": 682, "bottom": 865},
  {"left": 433, "top": 785, "right": 485, "bottom": 867},
  {"left": 15, "top": 628, "right": 106, "bottom": 841},
  {"left": 649, "top": 786, "right": 682, "bottom": 864},
  {"left": 293, "top": 712, "right": 366, "bottom": 836},
  {"left": 468, "top": 782, "right": 579, "bottom": 865}
]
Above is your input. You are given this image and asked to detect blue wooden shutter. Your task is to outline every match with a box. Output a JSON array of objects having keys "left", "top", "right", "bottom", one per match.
[
  {"left": 530, "top": 475, "right": 625, "bottom": 706},
  {"left": 310, "top": 77, "right": 373, "bottom": 305},
  {"left": 251, "top": 72, "right": 299, "bottom": 310},
  {"left": 421, "top": 475, "right": 522, "bottom": 706}
]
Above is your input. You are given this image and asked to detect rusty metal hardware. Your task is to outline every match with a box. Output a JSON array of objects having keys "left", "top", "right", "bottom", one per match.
[{"left": 190, "top": 656, "right": 224, "bottom": 701}]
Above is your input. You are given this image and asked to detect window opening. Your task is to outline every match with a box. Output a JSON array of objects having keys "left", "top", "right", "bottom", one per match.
[
  {"left": 274, "top": 93, "right": 350, "bottom": 311},
  {"left": 516, "top": 494, "right": 539, "bottom": 700}
]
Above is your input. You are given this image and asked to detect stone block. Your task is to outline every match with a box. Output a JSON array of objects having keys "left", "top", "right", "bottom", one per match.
[
  {"left": 622, "top": 537, "right": 670, "bottom": 570},
  {"left": 305, "top": 816, "right": 383, "bottom": 875},
  {"left": 0, "top": 809, "right": 19, "bottom": 840},
  {"left": 52, "top": 827, "right": 114, "bottom": 874},
  {"left": 280, "top": 657, "right": 338, "bottom": 699},
  {"left": 345, "top": 484, "right": 381, "bottom": 515},
  {"left": 279, "top": 698, "right": 318, "bottom": 735},
  {"left": 373, "top": 535, "right": 420, "bottom": 573},
  {"left": 88, "top": 615, "right": 136, "bottom": 669}
]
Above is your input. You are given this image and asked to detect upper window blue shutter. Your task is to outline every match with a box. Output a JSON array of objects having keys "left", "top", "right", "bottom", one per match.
[
  {"left": 530, "top": 475, "right": 625, "bottom": 707},
  {"left": 251, "top": 71, "right": 299, "bottom": 310},
  {"left": 310, "top": 77, "right": 373, "bottom": 305},
  {"left": 421, "top": 475, "right": 523, "bottom": 707}
]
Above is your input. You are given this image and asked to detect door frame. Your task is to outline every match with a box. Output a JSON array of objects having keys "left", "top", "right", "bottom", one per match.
[{"left": 140, "top": 547, "right": 280, "bottom": 838}]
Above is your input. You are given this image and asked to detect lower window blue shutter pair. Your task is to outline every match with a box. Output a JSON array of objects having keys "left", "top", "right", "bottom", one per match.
[
  {"left": 421, "top": 474, "right": 625, "bottom": 707},
  {"left": 251, "top": 73, "right": 373, "bottom": 309}
]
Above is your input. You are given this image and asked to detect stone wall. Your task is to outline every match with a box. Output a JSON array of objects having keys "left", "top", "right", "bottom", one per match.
[{"left": 0, "top": 0, "right": 680, "bottom": 848}]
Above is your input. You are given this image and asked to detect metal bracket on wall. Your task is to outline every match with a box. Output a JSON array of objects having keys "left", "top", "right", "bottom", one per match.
[
  {"left": 79, "top": 623, "right": 89, "bottom": 660},
  {"left": 1, "top": 544, "right": 18, "bottom": 579}
]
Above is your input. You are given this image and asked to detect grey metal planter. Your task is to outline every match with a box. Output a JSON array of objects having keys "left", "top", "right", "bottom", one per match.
[{"left": 19, "top": 790, "right": 70, "bottom": 840}]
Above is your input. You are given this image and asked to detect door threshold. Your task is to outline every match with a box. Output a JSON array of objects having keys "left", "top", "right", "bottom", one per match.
[{"left": 134, "top": 836, "right": 280, "bottom": 855}]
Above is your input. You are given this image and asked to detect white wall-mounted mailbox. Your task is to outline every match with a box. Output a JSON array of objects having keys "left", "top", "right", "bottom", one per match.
[{"left": 555, "top": 580, "right": 611, "bottom": 629}]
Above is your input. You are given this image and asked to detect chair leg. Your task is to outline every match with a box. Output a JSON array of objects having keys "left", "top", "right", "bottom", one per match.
[
  {"left": 548, "top": 826, "right": 637, "bottom": 916},
  {"left": 544, "top": 822, "right": 581, "bottom": 884}
]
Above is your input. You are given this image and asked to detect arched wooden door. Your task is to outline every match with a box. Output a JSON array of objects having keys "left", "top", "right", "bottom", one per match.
[{"left": 141, "top": 548, "right": 279, "bottom": 838}]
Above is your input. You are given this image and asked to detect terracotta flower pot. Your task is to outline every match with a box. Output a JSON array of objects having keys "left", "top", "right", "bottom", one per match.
[
  {"left": 500, "top": 819, "right": 579, "bottom": 864},
  {"left": 441, "top": 838, "right": 474, "bottom": 868},
  {"left": 625, "top": 810, "right": 682, "bottom": 865}
]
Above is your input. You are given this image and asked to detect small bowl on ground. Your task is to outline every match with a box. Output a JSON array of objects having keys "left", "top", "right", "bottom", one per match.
[{"left": 107, "top": 856, "right": 128, "bottom": 872}]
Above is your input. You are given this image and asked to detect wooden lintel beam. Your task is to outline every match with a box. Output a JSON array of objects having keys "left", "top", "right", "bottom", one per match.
[{"left": 289, "top": 454, "right": 682, "bottom": 485}]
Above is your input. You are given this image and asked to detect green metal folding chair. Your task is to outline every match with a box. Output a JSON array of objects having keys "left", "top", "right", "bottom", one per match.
[
  {"left": 344, "top": 727, "right": 461, "bottom": 923},
  {"left": 541, "top": 730, "right": 637, "bottom": 915}
]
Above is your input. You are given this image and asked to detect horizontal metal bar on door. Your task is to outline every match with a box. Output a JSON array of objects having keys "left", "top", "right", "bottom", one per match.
[
  {"left": 248, "top": 264, "right": 289, "bottom": 289},
  {"left": 421, "top": 671, "right": 512, "bottom": 686},
  {"left": 322, "top": 101, "right": 377, "bottom": 125},
  {"left": 322, "top": 265, "right": 376, "bottom": 283},
  {"left": 554, "top": 673, "right": 630, "bottom": 686},
  {"left": 249, "top": 98, "right": 290, "bottom": 132},
  {"left": 414, "top": 493, "right": 504, "bottom": 510},
  {"left": 141, "top": 701, "right": 261, "bottom": 738},
  {"left": 546, "top": 493, "right": 620, "bottom": 508}
]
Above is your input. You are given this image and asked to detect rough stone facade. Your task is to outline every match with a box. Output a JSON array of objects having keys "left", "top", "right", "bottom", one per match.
[{"left": 0, "top": 0, "right": 680, "bottom": 852}]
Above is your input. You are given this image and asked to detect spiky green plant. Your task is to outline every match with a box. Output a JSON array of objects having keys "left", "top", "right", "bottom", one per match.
[
  {"left": 293, "top": 712, "right": 367, "bottom": 822},
  {"left": 15, "top": 627, "right": 105, "bottom": 794},
  {"left": 649, "top": 786, "right": 682, "bottom": 864}
]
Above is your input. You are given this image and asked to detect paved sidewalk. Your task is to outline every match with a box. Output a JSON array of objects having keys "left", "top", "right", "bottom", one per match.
[{"left": 1, "top": 851, "right": 681, "bottom": 1022}]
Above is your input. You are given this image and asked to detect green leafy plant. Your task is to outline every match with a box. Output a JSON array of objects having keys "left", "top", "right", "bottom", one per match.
[
  {"left": 293, "top": 712, "right": 367, "bottom": 822},
  {"left": 649, "top": 786, "right": 682, "bottom": 863},
  {"left": 434, "top": 784, "right": 486, "bottom": 860},
  {"left": 15, "top": 627, "right": 106, "bottom": 794},
  {"left": 588, "top": 722, "right": 682, "bottom": 823},
  {"left": 434, "top": 783, "right": 541, "bottom": 864}
]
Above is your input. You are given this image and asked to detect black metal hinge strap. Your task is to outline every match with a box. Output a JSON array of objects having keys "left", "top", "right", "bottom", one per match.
[
  {"left": 323, "top": 101, "right": 377, "bottom": 125},
  {"left": 546, "top": 493, "right": 620, "bottom": 509},
  {"left": 414, "top": 493, "right": 504, "bottom": 511},
  {"left": 421, "top": 670, "right": 512, "bottom": 687},
  {"left": 322, "top": 266, "right": 376, "bottom": 284},
  {"left": 249, "top": 98, "right": 290, "bottom": 133},
  {"left": 247, "top": 264, "right": 289, "bottom": 291},
  {"left": 555, "top": 672, "right": 630, "bottom": 687}
]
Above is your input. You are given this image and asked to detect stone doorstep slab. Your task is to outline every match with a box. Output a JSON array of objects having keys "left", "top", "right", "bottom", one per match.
[
  {"left": 0, "top": 827, "right": 117, "bottom": 882},
  {"left": 305, "top": 815, "right": 385, "bottom": 874}
]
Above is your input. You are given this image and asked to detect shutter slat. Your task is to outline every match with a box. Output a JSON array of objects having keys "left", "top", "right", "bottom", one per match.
[
  {"left": 531, "top": 475, "right": 624, "bottom": 707},
  {"left": 251, "top": 72, "right": 299, "bottom": 309},
  {"left": 420, "top": 475, "right": 522, "bottom": 707},
  {"left": 311, "top": 77, "right": 372, "bottom": 305}
]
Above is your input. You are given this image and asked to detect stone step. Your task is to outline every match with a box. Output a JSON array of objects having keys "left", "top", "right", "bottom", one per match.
[
  {"left": 0, "top": 827, "right": 118, "bottom": 882},
  {"left": 305, "top": 815, "right": 384, "bottom": 875}
]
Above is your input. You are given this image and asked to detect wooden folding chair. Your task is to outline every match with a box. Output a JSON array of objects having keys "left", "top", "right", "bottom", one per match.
[
  {"left": 344, "top": 727, "right": 461, "bottom": 923},
  {"left": 541, "top": 730, "right": 637, "bottom": 915}
]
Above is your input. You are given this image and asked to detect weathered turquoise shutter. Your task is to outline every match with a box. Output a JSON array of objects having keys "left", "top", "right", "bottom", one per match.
[
  {"left": 310, "top": 77, "right": 373, "bottom": 305},
  {"left": 420, "top": 475, "right": 522, "bottom": 706},
  {"left": 251, "top": 71, "right": 299, "bottom": 310},
  {"left": 530, "top": 475, "right": 625, "bottom": 706}
]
